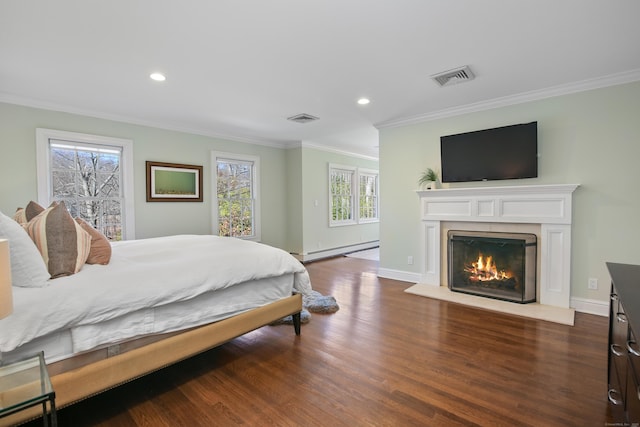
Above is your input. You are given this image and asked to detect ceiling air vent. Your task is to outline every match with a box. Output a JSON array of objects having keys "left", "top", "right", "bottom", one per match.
[
  {"left": 431, "top": 66, "right": 475, "bottom": 87},
  {"left": 287, "top": 113, "right": 319, "bottom": 124}
]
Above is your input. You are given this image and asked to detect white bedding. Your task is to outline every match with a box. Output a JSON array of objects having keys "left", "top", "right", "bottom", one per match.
[
  {"left": 1, "top": 274, "right": 295, "bottom": 365},
  {"left": 0, "top": 235, "right": 311, "bottom": 354}
]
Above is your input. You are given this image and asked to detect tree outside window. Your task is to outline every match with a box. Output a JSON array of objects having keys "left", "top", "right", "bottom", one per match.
[
  {"left": 330, "top": 167, "right": 355, "bottom": 225},
  {"left": 37, "top": 128, "right": 134, "bottom": 241},
  {"left": 49, "top": 142, "right": 123, "bottom": 240},
  {"left": 213, "top": 152, "right": 260, "bottom": 240}
]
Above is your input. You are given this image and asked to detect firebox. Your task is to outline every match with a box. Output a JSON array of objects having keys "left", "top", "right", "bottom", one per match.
[{"left": 447, "top": 230, "right": 537, "bottom": 304}]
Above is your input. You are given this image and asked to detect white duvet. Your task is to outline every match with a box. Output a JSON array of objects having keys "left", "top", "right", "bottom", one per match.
[{"left": 0, "top": 235, "right": 312, "bottom": 353}]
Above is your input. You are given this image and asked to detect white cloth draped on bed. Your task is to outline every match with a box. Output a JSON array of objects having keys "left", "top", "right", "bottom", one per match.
[{"left": 0, "top": 235, "right": 312, "bottom": 354}]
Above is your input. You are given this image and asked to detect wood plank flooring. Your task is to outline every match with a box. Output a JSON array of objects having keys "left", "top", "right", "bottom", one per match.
[{"left": 23, "top": 256, "right": 617, "bottom": 426}]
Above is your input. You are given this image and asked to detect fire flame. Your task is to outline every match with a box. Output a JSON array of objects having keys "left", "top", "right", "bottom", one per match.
[{"left": 464, "top": 254, "right": 512, "bottom": 282}]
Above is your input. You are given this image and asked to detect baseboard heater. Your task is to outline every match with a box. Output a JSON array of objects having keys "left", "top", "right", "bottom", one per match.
[{"left": 292, "top": 241, "right": 379, "bottom": 263}]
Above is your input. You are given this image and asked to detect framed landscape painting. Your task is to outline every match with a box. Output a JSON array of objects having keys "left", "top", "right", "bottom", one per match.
[{"left": 146, "top": 161, "right": 203, "bottom": 202}]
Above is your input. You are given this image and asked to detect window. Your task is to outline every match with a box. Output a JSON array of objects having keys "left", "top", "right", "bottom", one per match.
[
  {"left": 359, "top": 168, "right": 379, "bottom": 223},
  {"left": 329, "top": 165, "right": 356, "bottom": 226},
  {"left": 36, "top": 129, "right": 135, "bottom": 240},
  {"left": 212, "top": 152, "right": 260, "bottom": 240},
  {"left": 329, "top": 164, "right": 379, "bottom": 226}
]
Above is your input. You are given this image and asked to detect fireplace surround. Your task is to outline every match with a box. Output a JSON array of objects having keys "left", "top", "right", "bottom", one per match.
[{"left": 416, "top": 184, "right": 579, "bottom": 309}]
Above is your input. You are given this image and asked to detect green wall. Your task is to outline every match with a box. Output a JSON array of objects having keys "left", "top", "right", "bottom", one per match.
[
  {"left": 0, "top": 102, "right": 380, "bottom": 255},
  {"left": 0, "top": 102, "right": 289, "bottom": 248},
  {"left": 285, "top": 146, "right": 304, "bottom": 254},
  {"left": 379, "top": 81, "right": 640, "bottom": 305}
]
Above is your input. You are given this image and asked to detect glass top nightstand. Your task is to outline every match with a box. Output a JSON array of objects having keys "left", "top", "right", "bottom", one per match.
[{"left": 0, "top": 352, "right": 57, "bottom": 427}]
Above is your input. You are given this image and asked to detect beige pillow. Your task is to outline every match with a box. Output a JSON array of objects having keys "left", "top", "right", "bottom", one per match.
[
  {"left": 25, "top": 201, "right": 92, "bottom": 278},
  {"left": 13, "top": 201, "right": 47, "bottom": 225},
  {"left": 13, "top": 208, "right": 27, "bottom": 225},
  {"left": 75, "top": 218, "right": 112, "bottom": 265}
]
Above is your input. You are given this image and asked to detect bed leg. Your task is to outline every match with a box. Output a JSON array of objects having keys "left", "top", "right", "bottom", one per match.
[{"left": 292, "top": 312, "right": 301, "bottom": 335}]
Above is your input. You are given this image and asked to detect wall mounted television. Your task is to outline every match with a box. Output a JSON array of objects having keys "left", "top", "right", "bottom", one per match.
[{"left": 440, "top": 121, "right": 538, "bottom": 183}]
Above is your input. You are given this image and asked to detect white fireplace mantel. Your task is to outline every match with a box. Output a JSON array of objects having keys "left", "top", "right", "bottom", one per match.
[{"left": 417, "top": 184, "right": 579, "bottom": 309}]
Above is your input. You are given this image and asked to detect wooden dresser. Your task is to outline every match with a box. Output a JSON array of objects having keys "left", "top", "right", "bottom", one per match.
[{"left": 607, "top": 262, "right": 640, "bottom": 423}]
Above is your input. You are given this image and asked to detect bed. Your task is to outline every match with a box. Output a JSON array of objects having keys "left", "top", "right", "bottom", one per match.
[{"left": 0, "top": 208, "right": 310, "bottom": 426}]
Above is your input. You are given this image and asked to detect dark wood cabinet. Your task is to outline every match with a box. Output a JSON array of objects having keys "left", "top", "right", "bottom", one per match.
[{"left": 607, "top": 262, "right": 640, "bottom": 423}]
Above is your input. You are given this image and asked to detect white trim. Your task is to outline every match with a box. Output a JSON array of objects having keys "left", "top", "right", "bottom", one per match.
[
  {"left": 5, "top": 69, "right": 640, "bottom": 158},
  {"left": 298, "top": 141, "right": 379, "bottom": 161},
  {"left": 359, "top": 167, "right": 379, "bottom": 175},
  {"left": 35, "top": 128, "right": 136, "bottom": 240},
  {"left": 328, "top": 163, "right": 357, "bottom": 227},
  {"left": 329, "top": 164, "right": 380, "bottom": 226},
  {"left": 2, "top": 94, "right": 288, "bottom": 150},
  {"left": 417, "top": 184, "right": 579, "bottom": 309},
  {"left": 539, "top": 224, "right": 572, "bottom": 307},
  {"left": 0, "top": 93, "right": 377, "bottom": 158},
  {"left": 571, "top": 297, "right": 609, "bottom": 317},
  {"left": 357, "top": 167, "right": 380, "bottom": 224},
  {"left": 417, "top": 184, "right": 579, "bottom": 224},
  {"left": 377, "top": 268, "right": 422, "bottom": 284},
  {"left": 376, "top": 69, "right": 640, "bottom": 129},
  {"left": 421, "top": 221, "right": 440, "bottom": 284},
  {"left": 211, "top": 151, "right": 261, "bottom": 241},
  {"left": 329, "top": 163, "right": 357, "bottom": 172}
]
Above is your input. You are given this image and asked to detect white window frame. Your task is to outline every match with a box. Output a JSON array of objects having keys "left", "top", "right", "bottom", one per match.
[
  {"left": 211, "top": 151, "right": 261, "bottom": 241},
  {"left": 35, "top": 128, "right": 136, "bottom": 240},
  {"left": 329, "top": 164, "right": 357, "bottom": 227},
  {"left": 329, "top": 163, "right": 379, "bottom": 227},
  {"left": 358, "top": 167, "right": 380, "bottom": 224}
]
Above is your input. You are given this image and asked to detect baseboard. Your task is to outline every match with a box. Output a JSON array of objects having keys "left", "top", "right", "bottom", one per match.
[
  {"left": 571, "top": 296, "right": 609, "bottom": 317},
  {"left": 292, "top": 241, "right": 379, "bottom": 263},
  {"left": 377, "top": 268, "right": 422, "bottom": 283}
]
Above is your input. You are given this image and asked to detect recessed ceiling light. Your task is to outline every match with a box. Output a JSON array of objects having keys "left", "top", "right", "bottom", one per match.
[
  {"left": 150, "top": 73, "right": 166, "bottom": 82},
  {"left": 357, "top": 98, "right": 370, "bottom": 105}
]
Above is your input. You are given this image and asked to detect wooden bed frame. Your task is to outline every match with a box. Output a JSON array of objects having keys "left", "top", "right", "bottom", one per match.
[{"left": 1, "top": 293, "right": 302, "bottom": 426}]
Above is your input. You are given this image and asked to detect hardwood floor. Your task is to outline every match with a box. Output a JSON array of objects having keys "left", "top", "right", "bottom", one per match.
[{"left": 24, "top": 256, "right": 616, "bottom": 426}]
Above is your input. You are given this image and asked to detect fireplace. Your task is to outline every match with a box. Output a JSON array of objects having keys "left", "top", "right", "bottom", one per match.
[
  {"left": 413, "top": 184, "right": 579, "bottom": 309},
  {"left": 448, "top": 230, "right": 537, "bottom": 304}
]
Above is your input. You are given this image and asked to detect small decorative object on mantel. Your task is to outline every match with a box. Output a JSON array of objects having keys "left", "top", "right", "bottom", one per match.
[{"left": 418, "top": 167, "right": 440, "bottom": 190}]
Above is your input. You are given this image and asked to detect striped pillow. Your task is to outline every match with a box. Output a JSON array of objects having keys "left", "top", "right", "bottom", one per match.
[
  {"left": 13, "top": 208, "right": 27, "bottom": 225},
  {"left": 25, "top": 201, "right": 92, "bottom": 278}
]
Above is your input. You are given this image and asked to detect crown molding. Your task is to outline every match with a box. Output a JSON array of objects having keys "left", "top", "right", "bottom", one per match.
[
  {"left": 298, "top": 142, "right": 379, "bottom": 161},
  {"left": 376, "top": 69, "right": 640, "bottom": 129},
  {"left": 0, "top": 93, "right": 379, "bottom": 158},
  {"left": 0, "top": 93, "right": 292, "bottom": 150}
]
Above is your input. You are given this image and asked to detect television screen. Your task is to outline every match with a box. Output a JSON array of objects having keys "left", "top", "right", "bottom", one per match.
[{"left": 440, "top": 122, "right": 538, "bottom": 183}]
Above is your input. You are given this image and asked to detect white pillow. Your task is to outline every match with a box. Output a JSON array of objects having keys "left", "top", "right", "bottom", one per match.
[{"left": 0, "top": 210, "right": 50, "bottom": 287}]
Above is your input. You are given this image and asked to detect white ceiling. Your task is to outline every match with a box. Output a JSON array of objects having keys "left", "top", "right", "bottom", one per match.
[{"left": 2, "top": 1, "right": 640, "bottom": 158}]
